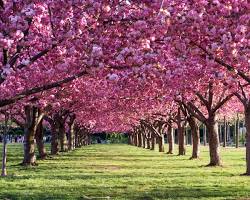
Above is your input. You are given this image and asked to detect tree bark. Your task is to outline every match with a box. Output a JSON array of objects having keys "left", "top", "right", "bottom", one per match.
[
  {"left": 227, "top": 122, "right": 231, "bottom": 143},
  {"left": 130, "top": 135, "right": 134, "bottom": 145},
  {"left": 59, "top": 122, "right": 68, "bottom": 152},
  {"left": 206, "top": 116, "right": 222, "bottom": 166},
  {"left": 151, "top": 134, "right": 156, "bottom": 150},
  {"left": 51, "top": 120, "right": 60, "bottom": 155},
  {"left": 244, "top": 104, "right": 250, "bottom": 175},
  {"left": 223, "top": 116, "right": 227, "bottom": 147},
  {"left": 138, "top": 133, "right": 142, "bottom": 147},
  {"left": 133, "top": 133, "right": 137, "bottom": 146},
  {"left": 167, "top": 126, "right": 174, "bottom": 154},
  {"left": 23, "top": 106, "right": 43, "bottom": 165},
  {"left": 142, "top": 134, "right": 146, "bottom": 148},
  {"left": 188, "top": 117, "right": 200, "bottom": 159},
  {"left": 203, "top": 124, "right": 207, "bottom": 146},
  {"left": 68, "top": 115, "right": 75, "bottom": 151},
  {"left": 235, "top": 115, "right": 239, "bottom": 148},
  {"left": 177, "top": 124, "right": 186, "bottom": 155},
  {"left": 1, "top": 114, "right": 8, "bottom": 177},
  {"left": 158, "top": 135, "right": 165, "bottom": 152},
  {"left": 1, "top": 135, "right": 7, "bottom": 176},
  {"left": 146, "top": 134, "right": 151, "bottom": 149},
  {"left": 35, "top": 120, "right": 47, "bottom": 159},
  {"left": 23, "top": 126, "right": 36, "bottom": 165},
  {"left": 128, "top": 135, "right": 132, "bottom": 145},
  {"left": 75, "top": 130, "right": 79, "bottom": 148},
  {"left": 219, "top": 123, "right": 222, "bottom": 143}
]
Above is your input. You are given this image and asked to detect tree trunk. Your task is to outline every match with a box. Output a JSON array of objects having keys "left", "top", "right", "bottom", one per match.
[
  {"left": 188, "top": 117, "right": 200, "bottom": 159},
  {"left": 23, "top": 106, "right": 39, "bottom": 165},
  {"left": 158, "top": 135, "right": 165, "bottom": 152},
  {"left": 134, "top": 133, "right": 137, "bottom": 146},
  {"left": 35, "top": 120, "right": 47, "bottom": 159},
  {"left": 178, "top": 125, "right": 186, "bottom": 155},
  {"left": 130, "top": 135, "right": 134, "bottom": 145},
  {"left": 203, "top": 124, "right": 207, "bottom": 146},
  {"left": 23, "top": 127, "right": 36, "bottom": 165},
  {"left": 244, "top": 104, "right": 250, "bottom": 175},
  {"left": 167, "top": 126, "right": 174, "bottom": 154},
  {"left": 223, "top": 116, "right": 227, "bottom": 147},
  {"left": 227, "top": 122, "right": 231, "bottom": 143},
  {"left": 1, "top": 135, "right": 7, "bottom": 176},
  {"left": 142, "top": 134, "right": 146, "bottom": 148},
  {"left": 88, "top": 135, "right": 91, "bottom": 145},
  {"left": 219, "top": 124, "right": 222, "bottom": 143},
  {"left": 1, "top": 115, "right": 8, "bottom": 177},
  {"left": 146, "top": 135, "right": 151, "bottom": 149},
  {"left": 51, "top": 121, "right": 60, "bottom": 155},
  {"left": 138, "top": 133, "right": 142, "bottom": 147},
  {"left": 151, "top": 134, "right": 155, "bottom": 150},
  {"left": 59, "top": 123, "right": 68, "bottom": 152},
  {"left": 128, "top": 135, "right": 132, "bottom": 145},
  {"left": 68, "top": 121, "right": 75, "bottom": 151},
  {"left": 206, "top": 116, "right": 222, "bottom": 166},
  {"left": 236, "top": 115, "right": 239, "bottom": 148},
  {"left": 75, "top": 131, "right": 79, "bottom": 148}
]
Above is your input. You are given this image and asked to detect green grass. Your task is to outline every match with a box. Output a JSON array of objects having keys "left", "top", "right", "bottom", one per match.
[{"left": 0, "top": 143, "right": 249, "bottom": 200}]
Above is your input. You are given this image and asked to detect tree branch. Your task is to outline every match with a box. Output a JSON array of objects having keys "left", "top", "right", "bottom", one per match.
[
  {"left": 192, "top": 41, "right": 250, "bottom": 83},
  {"left": 212, "top": 93, "right": 234, "bottom": 113},
  {"left": 0, "top": 69, "right": 88, "bottom": 108},
  {"left": 16, "top": 43, "right": 58, "bottom": 70},
  {"left": 183, "top": 101, "right": 207, "bottom": 123},
  {"left": 195, "top": 92, "right": 209, "bottom": 110}
]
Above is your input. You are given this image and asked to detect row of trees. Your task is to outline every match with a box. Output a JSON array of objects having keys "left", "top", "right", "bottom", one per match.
[
  {"left": 1, "top": 108, "right": 92, "bottom": 176},
  {"left": 129, "top": 116, "right": 244, "bottom": 159},
  {"left": 0, "top": 1, "right": 250, "bottom": 175}
]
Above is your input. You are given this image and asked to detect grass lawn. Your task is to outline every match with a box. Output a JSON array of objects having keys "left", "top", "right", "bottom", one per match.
[{"left": 0, "top": 143, "right": 249, "bottom": 200}]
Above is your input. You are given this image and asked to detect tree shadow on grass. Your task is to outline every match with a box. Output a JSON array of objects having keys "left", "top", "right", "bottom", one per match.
[
  {"left": 132, "top": 186, "right": 250, "bottom": 200},
  {"left": 1, "top": 184, "right": 249, "bottom": 200}
]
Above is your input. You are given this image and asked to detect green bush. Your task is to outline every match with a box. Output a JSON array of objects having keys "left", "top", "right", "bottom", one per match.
[
  {"left": 107, "top": 133, "right": 128, "bottom": 144},
  {"left": 14, "top": 129, "right": 24, "bottom": 135}
]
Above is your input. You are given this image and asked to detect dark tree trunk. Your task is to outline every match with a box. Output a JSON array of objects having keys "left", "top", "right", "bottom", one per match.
[
  {"left": 203, "top": 124, "right": 207, "bottom": 146},
  {"left": 23, "top": 127, "right": 36, "bottom": 165},
  {"left": 35, "top": 120, "right": 47, "bottom": 159},
  {"left": 146, "top": 134, "right": 151, "bottom": 149},
  {"left": 68, "top": 119, "right": 75, "bottom": 151},
  {"left": 235, "top": 115, "right": 239, "bottom": 148},
  {"left": 51, "top": 121, "right": 60, "bottom": 155},
  {"left": 167, "top": 126, "right": 174, "bottom": 154},
  {"left": 128, "top": 135, "right": 132, "bottom": 145},
  {"left": 206, "top": 116, "right": 222, "bottom": 166},
  {"left": 178, "top": 124, "right": 186, "bottom": 155},
  {"left": 223, "top": 116, "right": 227, "bottom": 147},
  {"left": 151, "top": 134, "right": 155, "bottom": 150},
  {"left": 188, "top": 117, "right": 200, "bottom": 159},
  {"left": 1, "top": 135, "right": 7, "bottom": 176},
  {"left": 138, "top": 133, "right": 142, "bottom": 147},
  {"left": 1, "top": 114, "right": 8, "bottom": 177},
  {"left": 158, "top": 135, "right": 165, "bottom": 152},
  {"left": 227, "top": 122, "right": 231, "bottom": 143},
  {"left": 134, "top": 133, "right": 138, "bottom": 146},
  {"left": 59, "top": 123, "right": 68, "bottom": 152},
  {"left": 75, "top": 131, "right": 79, "bottom": 148},
  {"left": 219, "top": 124, "right": 222, "bottom": 143},
  {"left": 130, "top": 135, "right": 134, "bottom": 145},
  {"left": 244, "top": 104, "right": 250, "bottom": 175},
  {"left": 23, "top": 106, "right": 42, "bottom": 165},
  {"left": 142, "top": 134, "right": 146, "bottom": 148}
]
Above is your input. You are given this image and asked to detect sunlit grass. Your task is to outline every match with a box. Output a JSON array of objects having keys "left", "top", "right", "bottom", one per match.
[{"left": 0, "top": 143, "right": 249, "bottom": 200}]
